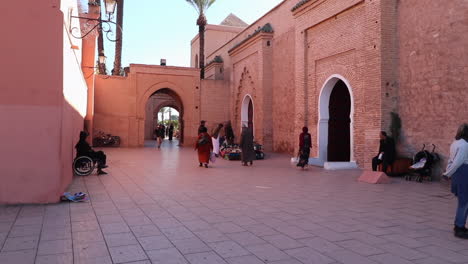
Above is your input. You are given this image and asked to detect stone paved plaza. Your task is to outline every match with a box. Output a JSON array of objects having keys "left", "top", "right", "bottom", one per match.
[{"left": 1, "top": 141, "right": 467, "bottom": 264}]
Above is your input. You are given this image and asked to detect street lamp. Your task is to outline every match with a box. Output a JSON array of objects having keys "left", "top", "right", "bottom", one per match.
[
  {"left": 70, "top": 0, "right": 122, "bottom": 42},
  {"left": 104, "top": 0, "right": 118, "bottom": 19},
  {"left": 98, "top": 53, "right": 107, "bottom": 65}
]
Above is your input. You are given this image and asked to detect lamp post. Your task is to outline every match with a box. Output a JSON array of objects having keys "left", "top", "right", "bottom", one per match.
[
  {"left": 70, "top": 0, "right": 121, "bottom": 42},
  {"left": 104, "top": 0, "right": 118, "bottom": 18}
]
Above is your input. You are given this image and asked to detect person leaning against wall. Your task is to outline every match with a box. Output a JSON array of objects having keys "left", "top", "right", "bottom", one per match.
[{"left": 444, "top": 123, "right": 468, "bottom": 239}]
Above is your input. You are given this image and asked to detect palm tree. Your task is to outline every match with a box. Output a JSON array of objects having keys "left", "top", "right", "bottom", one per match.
[
  {"left": 185, "top": 0, "right": 216, "bottom": 79},
  {"left": 112, "top": 0, "right": 124, "bottom": 75},
  {"left": 97, "top": 8, "right": 107, "bottom": 75}
]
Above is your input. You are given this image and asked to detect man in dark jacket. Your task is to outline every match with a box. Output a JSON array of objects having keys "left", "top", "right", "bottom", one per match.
[
  {"left": 372, "top": 131, "right": 396, "bottom": 173},
  {"left": 75, "top": 131, "right": 108, "bottom": 175}
]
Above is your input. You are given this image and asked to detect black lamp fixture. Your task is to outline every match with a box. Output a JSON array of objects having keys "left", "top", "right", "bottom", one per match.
[{"left": 70, "top": 0, "right": 121, "bottom": 42}]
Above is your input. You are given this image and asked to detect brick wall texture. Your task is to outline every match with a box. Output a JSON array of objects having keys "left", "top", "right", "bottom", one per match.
[
  {"left": 397, "top": 0, "right": 468, "bottom": 175},
  {"left": 92, "top": 0, "right": 467, "bottom": 174},
  {"left": 196, "top": 0, "right": 467, "bottom": 174}
]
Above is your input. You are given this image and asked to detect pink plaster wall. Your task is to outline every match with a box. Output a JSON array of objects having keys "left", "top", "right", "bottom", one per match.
[{"left": 0, "top": 0, "right": 89, "bottom": 203}]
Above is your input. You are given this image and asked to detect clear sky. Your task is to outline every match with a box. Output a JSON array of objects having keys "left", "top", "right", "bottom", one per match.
[{"left": 102, "top": 0, "right": 284, "bottom": 70}]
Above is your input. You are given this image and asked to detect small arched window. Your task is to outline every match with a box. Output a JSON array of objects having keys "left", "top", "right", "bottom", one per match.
[{"left": 195, "top": 54, "right": 199, "bottom": 68}]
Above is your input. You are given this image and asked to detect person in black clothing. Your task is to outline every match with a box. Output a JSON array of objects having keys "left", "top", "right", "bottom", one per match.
[
  {"left": 168, "top": 124, "right": 174, "bottom": 141},
  {"left": 156, "top": 124, "right": 165, "bottom": 148},
  {"left": 224, "top": 120, "right": 235, "bottom": 146},
  {"left": 198, "top": 120, "right": 206, "bottom": 135},
  {"left": 75, "top": 131, "right": 108, "bottom": 175},
  {"left": 297, "top": 127, "right": 312, "bottom": 169},
  {"left": 372, "top": 131, "right": 396, "bottom": 174}
]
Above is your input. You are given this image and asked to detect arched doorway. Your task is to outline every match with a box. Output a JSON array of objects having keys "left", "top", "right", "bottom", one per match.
[
  {"left": 144, "top": 88, "right": 184, "bottom": 145},
  {"left": 316, "top": 75, "right": 356, "bottom": 169},
  {"left": 327, "top": 80, "right": 351, "bottom": 161},
  {"left": 241, "top": 95, "right": 254, "bottom": 130}
]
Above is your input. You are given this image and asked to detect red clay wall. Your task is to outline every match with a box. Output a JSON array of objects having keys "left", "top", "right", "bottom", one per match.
[
  {"left": 94, "top": 65, "right": 201, "bottom": 147},
  {"left": 201, "top": 1, "right": 297, "bottom": 152},
  {"left": 398, "top": 0, "right": 468, "bottom": 173},
  {"left": 200, "top": 80, "right": 231, "bottom": 133},
  {"left": 294, "top": 0, "right": 385, "bottom": 168}
]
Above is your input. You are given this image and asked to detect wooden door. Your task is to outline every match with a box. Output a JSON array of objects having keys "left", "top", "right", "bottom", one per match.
[{"left": 327, "top": 80, "right": 351, "bottom": 161}]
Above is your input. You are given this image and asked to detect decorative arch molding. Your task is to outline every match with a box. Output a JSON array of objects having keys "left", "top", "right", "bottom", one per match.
[
  {"left": 138, "top": 81, "right": 186, "bottom": 145},
  {"left": 240, "top": 94, "right": 254, "bottom": 133},
  {"left": 137, "top": 81, "right": 185, "bottom": 119},
  {"left": 234, "top": 67, "right": 256, "bottom": 126},
  {"left": 312, "top": 74, "right": 358, "bottom": 169}
]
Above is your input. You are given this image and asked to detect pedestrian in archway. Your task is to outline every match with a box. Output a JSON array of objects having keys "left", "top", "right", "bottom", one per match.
[
  {"left": 240, "top": 124, "right": 255, "bottom": 166},
  {"left": 444, "top": 124, "right": 468, "bottom": 239},
  {"left": 157, "top": 123, "right": 165, "bottom": 149},
  {"left": 168, "top": 123, "right": 174, "bottom": 141},
  {"left": 225, "top": 120, "right": 235, "bottom": 146},
  {"left": 297, "top": 127, "right": 312, "bottom": 169},
  {"left": 195, "top": 126, "right": 213, "bottom": 168},
  {"left": 212, "top": 123, "right": 224, "bottom": 157}
]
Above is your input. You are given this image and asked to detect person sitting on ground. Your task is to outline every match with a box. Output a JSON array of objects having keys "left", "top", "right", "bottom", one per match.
[
  {"left": 75, "top": 131, "right": 108, "bottom": 175},
  {"left": 372, "top": 131, "right": 396, "bottom": 174}
]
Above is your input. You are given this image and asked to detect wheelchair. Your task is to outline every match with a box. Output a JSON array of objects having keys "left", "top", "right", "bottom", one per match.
[{"left": 73, "top": 156, "right": 96, "bottom": 176}]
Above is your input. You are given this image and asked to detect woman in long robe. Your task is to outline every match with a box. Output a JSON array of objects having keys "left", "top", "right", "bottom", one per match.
[
  {"left": 297, "top": 127, "right": 312, "bottom": 169},
  {"left": 240, "top": 125, "right": 255, "bottom": 166},
  {"left": 195, "top": 126, "right": 213, "bottom": 168}
]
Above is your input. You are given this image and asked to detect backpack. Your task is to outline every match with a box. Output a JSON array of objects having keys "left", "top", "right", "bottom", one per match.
[{"left": 303, "top": 134, "right": 311, "bottom": 148}]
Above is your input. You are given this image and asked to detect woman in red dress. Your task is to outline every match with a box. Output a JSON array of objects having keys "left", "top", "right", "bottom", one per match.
[{"left": 195, "top": 126, "right": 213, "bottom": 168}]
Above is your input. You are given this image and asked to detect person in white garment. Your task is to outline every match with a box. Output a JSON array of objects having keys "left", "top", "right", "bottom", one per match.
[
  {"left": 211, "top": 123, "right": 224, "bottom": 157},
  {"left": 444, "top": 123, "right": 468, "bottom": 239}
]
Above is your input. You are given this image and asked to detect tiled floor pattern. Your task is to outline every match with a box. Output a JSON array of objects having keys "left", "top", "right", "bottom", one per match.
[{"left": 1, "top": 140, "right": 467, "bottom": 264}]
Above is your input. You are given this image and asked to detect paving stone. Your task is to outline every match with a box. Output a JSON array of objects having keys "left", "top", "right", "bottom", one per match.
[
  {"left": 37, "top": 239, "right": 73, "bottom": 255},
  {"left": 185, "top": 251, "right": 227, "bottom": 264},
  {"left": 227, "top": 232, "right": 265, "bottom": 247},
  {"left": 195, "top": 229, "right": 230, "bottom": 243},
  {"left": 104, "top": 232, "right": 138, "bottom": 247},
  {"left": 109, "top": 244, "right": 148, "bottom": 264},
  {"left": 285, "top": 246, "right": 335, "bottom": 264},
  {"left": 137, "top": 235, "right": 173, "bottom": 251},
  {"left": 2, "top": 235, "right": 38, "bottom": 252},
  {"left": 5, "top": 148, "right": 468, "bottom": 264},
  {"left": 246, "top": 243, "right": 291, "bottom": 263},
  {"left": 171, "top": 237, "right": 211, "bottom": 254},
  {"left": 337, "top": 239, "right": 384, "bottom": 256},
  {"left": 146, "top": 247, "right": 188, "bottom": 264},
  {"left": 226, "top": 255, "right": 265, "bottom": 264},
  {"left": 35, "top": 253, "right": 73, "bottom": 264},
  {"left": 0, "top": 249, "right": 36, "bottom": 264},
  {"left": 208, "top": 240, "right": 250, "bottom": 258}
]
